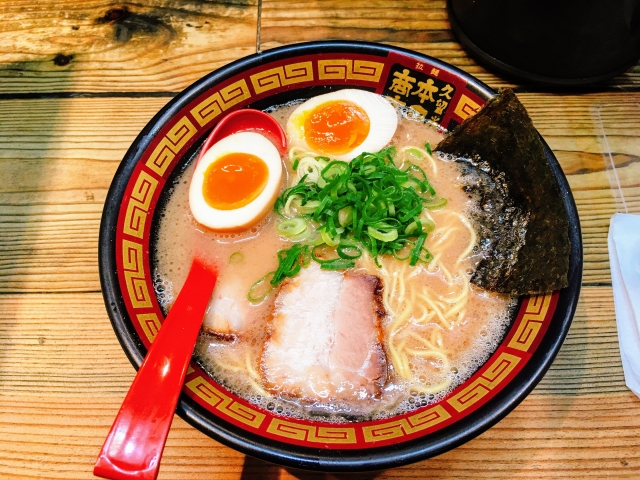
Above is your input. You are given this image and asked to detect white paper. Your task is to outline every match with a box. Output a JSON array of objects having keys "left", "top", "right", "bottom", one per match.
[{"left": 608, "top": 213, "right": 640, "bottom": 398}]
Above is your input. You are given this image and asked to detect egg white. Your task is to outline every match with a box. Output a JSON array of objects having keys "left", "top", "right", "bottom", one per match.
[
  {"left": 189, "top": 131, "right": 283, "bottom": 232},
  {"left": 286, "top": 89, "right": 398, "bottom": 161}
]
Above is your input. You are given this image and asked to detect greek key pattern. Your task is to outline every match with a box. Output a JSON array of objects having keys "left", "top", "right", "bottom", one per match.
[
  {"left": 317, "top": 59, "right": 384, "bottom": 82},
  {"left": 508, "top": 294, "right": 552, "bottom": 352},
  {"left": 123, "top": 170, "right": 158, "bottom": 239},
  {"left": 266, "top": 419, "right": 357, "bottom": 444},
  {"left": 145, "top": 116, "right": 198, "bottom": 177},
  {"left": 190, "top": 79, "right": 252, "bottom": 127},
  {"left": 362, "top": 405, "right": 451, "bottom": 442},
  {"left": 116, "top": 54, "right": 563, "bottom": 449},
  {"left": 122, "top": 239, "right": 152, "bottom": 309},
  {"left": 453, "top": 93, "right": 481, "bottom": 120},
  {"left": 447, "top": 352, "right": 521, "bottom": 413},
  {"left": 250, "top": 61, "right": 314, "bottom": 94},
  {"left": 137, "top": 312, "right": 161, "bottom": 343},
  {"left": 186, "top": 377, "right": 266, "bottom": 428}
]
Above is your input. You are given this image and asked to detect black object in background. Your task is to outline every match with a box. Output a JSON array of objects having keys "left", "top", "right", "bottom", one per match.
[{"left": 448, "top": 0, "right": 640, "bottom": 86}]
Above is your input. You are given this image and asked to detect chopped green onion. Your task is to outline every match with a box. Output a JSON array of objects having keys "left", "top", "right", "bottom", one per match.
[
  {"left": 409, "top": 233, "right": 427, "bottom": 266},
  {"left": 270, "top": 145, "right": 438, "bottom": 276},
  {"left": 337, "top": 243, "right": 362, "bottom": 260},
  {"left": 321, "top": 229, "right": 341, "bottom": 247},
  {"left": 404, "top": 220, "right": 421, "bottom": 235},
  {"left": 229, "top": 252, "right": 244, "bottom": 264},
  {"left": 368, "top": 226, "right": 398, "bottom": 242},
  {"left": 248, "top": 271, "right": 275, "bottom": 303},
  {"left": 277, "top": 218, "right": 307, "bottom": 237},
  {"left": 311, "top": 243, "right": 343, "bottom": 264},
  {"left": 320, "top": 259, "right": 356, "bottom": 270},
  {"left": 296, "top": 157, "right": 326, "bottom": 184},
  {"left": 338, "top": 206, "right": 353, "bottom": 227},
  {"left": 423, "top": 196, "right": 447, "bottom": 210},
  {"left": 422, "top": 218, "right": 436, "bottom": 233},
  {"left": 425, "top": 142, "right": 432, "bottom": 155},
  {"left": 292, "top": 158, "right": 299, "bottom": 171},
  {"left": 283, "top": 194, "right": 301, "bottom": 217},
  {"left": 271, "top": 244, "right": 308, "bottom": 286},
  {"left": 297, "top": 199, "right": 321, "bottom": 214},
  {"left": 392, "top": 241, "right": 413, "bottom": 261},
  {"left": 321, "top": 161, "right": 348, "bottom": 181}
]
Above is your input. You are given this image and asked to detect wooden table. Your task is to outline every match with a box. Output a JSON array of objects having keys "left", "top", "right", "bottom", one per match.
[{"left": 1, "top": 1, "right": 639, "bottom": 478}]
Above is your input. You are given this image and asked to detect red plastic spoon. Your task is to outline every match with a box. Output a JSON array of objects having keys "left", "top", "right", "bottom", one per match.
[
  {"left": 196, "top": 108, "right": 288, "bottom": 165},
  {"left": 94, "top": 258, "right": 217, "bottom": 480}
]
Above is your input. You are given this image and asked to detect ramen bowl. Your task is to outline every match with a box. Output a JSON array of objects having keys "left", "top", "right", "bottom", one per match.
[{"left": 99, "top": 41, "right": 582, "bottom": 471}]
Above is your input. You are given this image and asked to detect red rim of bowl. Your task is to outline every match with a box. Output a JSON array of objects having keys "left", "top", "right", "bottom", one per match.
[{"left": 98, "top": 41, "right": 583, "bottom": 472}]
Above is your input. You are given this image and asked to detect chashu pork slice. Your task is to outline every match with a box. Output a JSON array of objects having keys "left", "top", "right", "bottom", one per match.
[
  {"left": 201, "top": 276, "right": 252, "bottom": 339},
  {"left": 260, "top": 263, "right": 387, "bottom": 402}
]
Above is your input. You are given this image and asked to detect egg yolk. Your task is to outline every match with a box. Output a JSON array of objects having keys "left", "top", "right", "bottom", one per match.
[
  {"left": 303, "top": 100, "right": 370, "bottom": 155},
  {"left": 202, "top": 152, "right": 269, "bottom": 210}
]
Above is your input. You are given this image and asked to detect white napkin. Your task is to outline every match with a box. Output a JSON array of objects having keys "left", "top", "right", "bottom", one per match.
[{"left": 609, "top": 213, "right": 640, "bottom": 398}]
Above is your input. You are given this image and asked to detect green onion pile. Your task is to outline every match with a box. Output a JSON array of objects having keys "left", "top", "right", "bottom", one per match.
[{"left": 248, "top": 144, "right": 447, "bottom": 302}]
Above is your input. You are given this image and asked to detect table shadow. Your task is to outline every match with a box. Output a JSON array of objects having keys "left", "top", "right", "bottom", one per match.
[{"left": 240, "top": 455, "right": 382, "bottom": 480}]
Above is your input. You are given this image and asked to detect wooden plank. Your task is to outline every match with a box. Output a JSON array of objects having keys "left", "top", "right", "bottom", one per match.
[
  {"left": 0, "top": 288, "right": 637, "bottom": 479},
  {"left": 259, "top": 0, "right": 640, "bottom": 91},
  {"left": 0, "top": 97, "right": 169, "bottom": 292},
  {"left": 260, "top": 0, "right": 511, "bottom": 88},
  {"left": 0, "top": 0, "right": 257, "bottom": 93},
  {"left": 519, "top": 94, "right": 640, "bottom": 284},
  {"left": 0, "top": 93, "right": 634, "bottom": 292},
  {"left": 0, "top": 93, "right": 631, "bottom": 291},
  {"left": 1, "top": 0, "right": 638, "bottom": 95},
  {"left": 0, "top": 288, "right": 621, "bottom": 398}
]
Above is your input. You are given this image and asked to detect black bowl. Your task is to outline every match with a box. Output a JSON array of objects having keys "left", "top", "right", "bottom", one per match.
[
  {"left": 99, "top": 41, "right": 582, "bottom": 472},
  {"left": 448, "top": 0, "right": 640, "bottom": 86}
]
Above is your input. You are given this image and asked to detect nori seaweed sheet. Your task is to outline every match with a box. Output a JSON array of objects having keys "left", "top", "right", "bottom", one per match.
[{"left": 436, "top": 89, "right": 570, "bottom": 295}]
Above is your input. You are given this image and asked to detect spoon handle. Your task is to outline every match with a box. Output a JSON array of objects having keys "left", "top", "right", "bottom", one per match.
[{"left": 94, "top": 259, "right": 217, "bottom": 480}]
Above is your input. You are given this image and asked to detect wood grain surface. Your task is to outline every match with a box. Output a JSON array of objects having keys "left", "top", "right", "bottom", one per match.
[
  {"left": 1, "top": 0, "right": 640, "bottom": 478},
  {"left": 0, "top": 0, "right": 258, "bottom": 93},
  {"left": 259, "top": 0, "right": 640, "bottom": 91},
  {"left": 0, "top": 289, "right": 637, "bottom": 478}
]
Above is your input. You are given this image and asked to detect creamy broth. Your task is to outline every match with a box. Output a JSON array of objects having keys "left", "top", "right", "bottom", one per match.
[{"left": 153, "top": 100, "right": 515, "bottom": 422}]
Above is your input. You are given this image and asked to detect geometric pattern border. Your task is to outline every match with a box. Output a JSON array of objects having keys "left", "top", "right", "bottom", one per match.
[
  {"left": 115, "top": 49, "right": 559, "bottom": 450},
  {"left": 447, "top": 352, "right": 522, "bottom": 413}
]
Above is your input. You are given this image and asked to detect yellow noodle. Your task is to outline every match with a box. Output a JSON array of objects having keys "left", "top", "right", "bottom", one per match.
[
  {"left": 245, "top": 351, "right": 260, "bottom": 381},
  {"left": 245, "top": 353, "right": 269, "bottom": 396},
  {"left": 427, "top": 253, "right": 441, "bottom": 272},
  {"left": 405, "top": 348, "right": 449, "bottom": 363},
  {"left": 213, "top": 359, "right": 247, "bottom": 373},
  {"left": 354, "top": 201, "right": 478, "bottom": 396},
  {"left": 399, "top": 349, "right": 412, "bottom": 379},
  {"left": 454, "top": 213, "right": 477, "bottom": 265},
  {"left": 431, "top": 329, "right": 443, "bottom": 348},
  {"left": 432, "top": 228, "right": 455, "bottom": 247},
  {"left": 397, "top": 263, "right": 407, "bottom": 299},
  {"left": 446, "top": 291, "right": 469, "bottom": 317},
  {"left": 417, "top": 293, "right": 451, "bottom": 329},
  {"left": 441, "top": 275, "right": 469, "bottom": 304},
  {"left": 413, "top": 378, "right": 453, "bottom": 395},
  {"left": 439, "top": 263, "right": 454, "bottom": 284},
  {"left": 408, "top": 331, "right": 447, "bottom": 354},
  {"left": 412, "top": 303, "right": 430, "bottom": 324},
  {"left": 388, "top": 341, "right": 405, "bottom": 377}
]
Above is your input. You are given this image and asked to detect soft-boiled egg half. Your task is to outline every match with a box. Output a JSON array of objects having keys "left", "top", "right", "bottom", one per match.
[
  {"left": 286, "top": 89, "right": 398, "bottom": 161},
  {"left": 189, "top": 131, "right": 282, "bottom": 232}
]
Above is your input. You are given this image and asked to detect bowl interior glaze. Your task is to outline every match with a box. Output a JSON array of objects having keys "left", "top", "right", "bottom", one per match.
[{"left": 99, "top": 41, "right": 582, "bottom": 472}]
